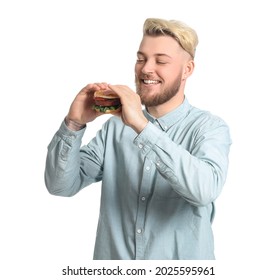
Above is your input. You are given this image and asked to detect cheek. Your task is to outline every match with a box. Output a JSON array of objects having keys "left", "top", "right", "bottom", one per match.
[
  {"left": 163, "top": 65, "right": 183, "bottom": 79},
  {"left": 134, "top": 63, "right": 141, "bottom": 75}
]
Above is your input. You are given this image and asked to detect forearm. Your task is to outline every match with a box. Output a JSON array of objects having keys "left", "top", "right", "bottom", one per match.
[
  {"left": 44, "top": 120, "right": 87, "bottom": 196},
  {"left": 134, "top": 122, "right": 231, "bottom": 206}
]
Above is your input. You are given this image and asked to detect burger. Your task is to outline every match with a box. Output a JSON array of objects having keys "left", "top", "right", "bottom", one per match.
[{"left": 93, "top": 89, "right": 122, "bottom": 114}]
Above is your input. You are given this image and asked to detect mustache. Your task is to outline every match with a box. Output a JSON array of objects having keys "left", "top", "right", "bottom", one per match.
[{"left": 140, "top": 74, "right": 159, "bottom": 80}]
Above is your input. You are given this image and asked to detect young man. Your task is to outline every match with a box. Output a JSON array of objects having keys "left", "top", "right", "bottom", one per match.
[{"left": 45, "top": 18, "right": 231, "bottom": 259}]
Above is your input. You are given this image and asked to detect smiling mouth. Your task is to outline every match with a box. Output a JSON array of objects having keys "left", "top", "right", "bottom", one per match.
[{"left": 142, "top": 79, "right": 161, "bottom": 85}]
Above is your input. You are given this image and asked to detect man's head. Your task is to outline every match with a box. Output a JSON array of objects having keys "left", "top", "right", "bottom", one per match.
[
  {"left": 143, "top": 18, "right": 198, "bottom": 59},
  {"left": 135, "top": 18, "right": 198, "bottom": 110}
]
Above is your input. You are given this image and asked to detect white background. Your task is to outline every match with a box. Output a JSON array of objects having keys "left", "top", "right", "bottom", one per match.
[{"left": 1, "top": 0, "right": 275, "bottom": 279}]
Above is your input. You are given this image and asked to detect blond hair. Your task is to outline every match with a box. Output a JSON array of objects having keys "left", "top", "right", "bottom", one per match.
[{"left": 143, "top": 18, "right": 198, "bottom": 59}]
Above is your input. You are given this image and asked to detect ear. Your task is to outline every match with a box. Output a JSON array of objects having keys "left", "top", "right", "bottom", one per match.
[{"left": 182, "top": 60, "right": 195, "bottom": 80}]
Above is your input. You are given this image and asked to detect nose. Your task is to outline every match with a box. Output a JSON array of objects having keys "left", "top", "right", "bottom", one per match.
[{"left": 141, "top": 59, "right": 155, "bottom": 74}]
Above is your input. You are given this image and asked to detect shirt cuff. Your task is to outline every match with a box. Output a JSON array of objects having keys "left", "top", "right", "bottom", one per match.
[
  {"left": 56, "top": 120, "right": 86, "bottom": 146},
  {"left": 133, "top": 122, "right": 164, "bottom": 155}
]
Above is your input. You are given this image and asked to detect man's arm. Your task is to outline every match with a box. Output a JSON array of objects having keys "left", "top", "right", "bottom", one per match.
[
  {"left": 134, "top": 118, "right": 231, "bottom": 207},
  {"left": 44, "top": 83, "right": 109, "bottom": 196},
  {"left": 44, "top": 119, "right": 106, "bottom": 196},
  {"left": 108, "top": 84, "right": 231, "bottom": 207}
]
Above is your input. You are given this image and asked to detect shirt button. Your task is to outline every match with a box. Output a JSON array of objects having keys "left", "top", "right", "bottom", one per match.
[
  {"left": 138, "top": 144, "right": 143, "bottom": 149},
  {"left": 145, "top": 166, "right": 150, "bottom": 171},
  {"left": 141, "top": 196, "right": 146, "bottom": 202},
  {"left": 136, "top": 228, "right": 142, "bottom": 234}
]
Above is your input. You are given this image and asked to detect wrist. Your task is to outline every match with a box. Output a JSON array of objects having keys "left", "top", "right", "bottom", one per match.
[
  {"left": 64, "top": 117, "right": 86, "bottom": 131},
  {"left": 132, "top": 118, "right": 149, "bottom": 134}
]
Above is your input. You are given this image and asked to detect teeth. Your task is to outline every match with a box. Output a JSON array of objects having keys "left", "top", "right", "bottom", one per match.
[{"left": 143, "top": 79, "right": 159, "bottom": 84}]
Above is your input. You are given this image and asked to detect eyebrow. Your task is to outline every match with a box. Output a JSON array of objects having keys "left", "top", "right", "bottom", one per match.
[{"left": 137, "top": 51, "right": 172, "bottom": 59}]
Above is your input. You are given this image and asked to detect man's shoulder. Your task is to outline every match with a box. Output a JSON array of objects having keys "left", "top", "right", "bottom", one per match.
[{"left": 189, "top": 105, "right": 229, "bottom": 129}]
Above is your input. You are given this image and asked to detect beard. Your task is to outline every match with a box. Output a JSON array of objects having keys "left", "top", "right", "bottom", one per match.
[{"left": 135, "top": 72, "right": 182, "bottom": 107}]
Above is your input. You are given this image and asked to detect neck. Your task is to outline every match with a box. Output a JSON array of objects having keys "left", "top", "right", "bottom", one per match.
[{"left": 147, "top": 92, "right": 185, "bottom": 118}]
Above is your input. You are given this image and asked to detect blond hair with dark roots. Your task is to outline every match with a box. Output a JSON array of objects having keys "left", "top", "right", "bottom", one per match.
[{"left": 143, "top": 18, "right": 198, "bottom": 59}]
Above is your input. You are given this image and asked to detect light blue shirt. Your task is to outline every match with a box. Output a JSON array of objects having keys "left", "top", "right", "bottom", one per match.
[{"left": 45, "top": 99, "right": 231, "bottom": 260}]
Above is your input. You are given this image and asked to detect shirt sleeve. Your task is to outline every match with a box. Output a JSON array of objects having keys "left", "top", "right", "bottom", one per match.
[
  {"left": 44, "top": 120, "right": 104, "bottom": 197},
  {"left": 133, "top": 119, "right": 231, "bottom": 206}
]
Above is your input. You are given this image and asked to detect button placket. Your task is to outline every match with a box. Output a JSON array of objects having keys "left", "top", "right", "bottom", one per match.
[
  {"left": 134, "top": 158, "right": 152, "bottom": 259},
  {"left": 138, "top": 143, "right": 143, "bottom": 149}
]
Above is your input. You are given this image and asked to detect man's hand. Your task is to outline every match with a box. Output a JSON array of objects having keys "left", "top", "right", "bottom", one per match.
[
  {"left": 108, "top": 84, "right": 148, "bottom": 133},
  {"left": 66, "top": 83, "right": 109, "bottom": 125}
]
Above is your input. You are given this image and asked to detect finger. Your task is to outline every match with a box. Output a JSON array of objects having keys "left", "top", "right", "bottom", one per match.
[
  {"left": 108, "top": 84, "right": 125, "bottom": 95},
  {"left": 80, "top": 83, "right": 109, "bottom": 96},
  {"left": 108, "top": 85, "right": 135, "bottom": 101},
  {"left": 94, "top": 82, "right": 109, "bottom": 91}
]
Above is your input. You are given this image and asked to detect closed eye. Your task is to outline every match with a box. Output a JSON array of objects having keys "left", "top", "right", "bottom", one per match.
[
  {"left": 156, "top": 61, "right": 168, "bottom": 65},
  {"left": 136, "top": 59, "right": 145, "bottom": 63}
]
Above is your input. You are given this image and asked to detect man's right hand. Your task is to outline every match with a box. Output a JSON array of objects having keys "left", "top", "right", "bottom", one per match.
[{"left": 66, "top": 83, "right": 109, "bottom": 125}]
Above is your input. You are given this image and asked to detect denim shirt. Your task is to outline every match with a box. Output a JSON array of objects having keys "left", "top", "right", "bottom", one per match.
[{"left": 45, "top": 98, "right": 231, "bottom": 260}]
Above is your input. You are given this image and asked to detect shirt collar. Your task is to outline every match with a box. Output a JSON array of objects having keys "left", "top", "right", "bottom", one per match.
[{"left": 143, "top": 98, "right": 191, "bottom": 131}]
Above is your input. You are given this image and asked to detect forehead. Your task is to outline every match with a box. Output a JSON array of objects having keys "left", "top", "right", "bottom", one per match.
[{"left": 138, "top": 35, "right": 183, "bottom": 57}]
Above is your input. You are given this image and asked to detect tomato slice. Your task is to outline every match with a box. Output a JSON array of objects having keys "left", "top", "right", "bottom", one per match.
[{"left": 94, "top": 97, "right": 106, "bottom": 101}]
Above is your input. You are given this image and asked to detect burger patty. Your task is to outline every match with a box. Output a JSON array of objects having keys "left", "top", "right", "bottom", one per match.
[{"left": 94, "top": 97, "right": 121, "bottom": 107}]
